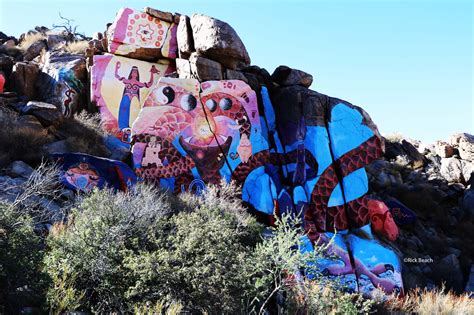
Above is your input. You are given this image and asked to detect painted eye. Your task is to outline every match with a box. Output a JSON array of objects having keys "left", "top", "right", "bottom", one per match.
[
  {"left": 205, "top": 99, "right": 217, "bottom": 112},
  {"left": 180, "top": 94, "right": 197, "bottom": 111},
  {"left": 219, "top": 97, "right": 232, "bottom": 110},
  {"left": 162, "top": 86, "right": 175, "bottom": 104}
]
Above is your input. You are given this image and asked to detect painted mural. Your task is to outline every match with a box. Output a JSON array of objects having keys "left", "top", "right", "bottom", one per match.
[
  {"left": 52, "top": 153, "right": 137, "bottom": 192},
  {"left": 90, "top": 54, "right": 174, "bottom": 146},
  {"left": 108, "top": 7, "right": 178, "bottom": 60},
  {"left": 129, "top": 79, "right": 404, "bottom": 296},
  {"left": 40, "top": 54, "right": 87, "bottom": 118}
]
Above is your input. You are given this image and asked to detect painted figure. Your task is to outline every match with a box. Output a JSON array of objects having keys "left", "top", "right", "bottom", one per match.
[
  {"left": 65, "top": 162, "right": 100, "bottom": 192},
  {"left": 114, "top": 61, "right": 160, "bottom": 132}
]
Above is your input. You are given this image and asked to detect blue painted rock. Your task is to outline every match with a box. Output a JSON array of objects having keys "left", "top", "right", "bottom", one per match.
[{"left": 51, "top": 153, "right": 137, "bottom": 192}]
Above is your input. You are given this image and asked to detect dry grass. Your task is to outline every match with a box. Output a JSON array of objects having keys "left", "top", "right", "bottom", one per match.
[
  {"left": 18, "top": 33, "right": 46, "bottom": 52},
  {"left": 53, "top": 112, "right": 111, "bottom": 158},
  {"left": 384, "top": 132, "right": 405, "bottom": 143},
  {"left": 385, "top": 286, "right": 474, "bottom": 315},
  {"left": 0, "top": 115, "right": 53, "bottom": 167},
  {"left": 63, "top": 40, "right": 88, "bottom": 54}
]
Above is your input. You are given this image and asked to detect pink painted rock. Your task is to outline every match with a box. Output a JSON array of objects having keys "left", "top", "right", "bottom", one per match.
[
  {"left": 91, "top": 54, "right": 175, "bottom": 145},
  {"left": 107, "top": 8, "right": 178, "bottom": 61}
]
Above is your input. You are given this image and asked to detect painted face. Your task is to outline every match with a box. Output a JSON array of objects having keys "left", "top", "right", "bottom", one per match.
[
  {"left": 368, "top": 199, "right": 399, "bottom": 241},
  {"left": 131, "top": 68, "right": 139, "bottom": 80},
  {"left": 65, "top": 163, "right": 100, "bottom": 191}
]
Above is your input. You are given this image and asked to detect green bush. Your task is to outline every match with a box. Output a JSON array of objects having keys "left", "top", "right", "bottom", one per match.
[
  {"left": 0, "top": 202, "right": 49, "bottom": 313},
  {"left": 44, "top": 183, "right": 264, "bottom": 313},
  {"left": 44, "top": 182, "right": 376, "bottom": 314}
]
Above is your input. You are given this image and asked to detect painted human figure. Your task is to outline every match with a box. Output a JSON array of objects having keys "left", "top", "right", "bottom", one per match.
[{"left": 114, "top": 61, "right": 159, "bottom": 132}]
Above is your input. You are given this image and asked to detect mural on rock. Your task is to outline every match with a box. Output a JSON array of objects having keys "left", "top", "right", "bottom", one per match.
[
  {"left": 108, "top": 8, "right": 178, "bottom": 61},
  {"left": 52, "top": 153, "right": 137, "bottom": 192},
  {"left": 268, "top": 86, "right": 403, "bottom": 296},
  {"left": 131, "top": 78, "right": 272, "bottom": 194},
  {"left": 39, "top": 52, "right": 87, "bottom": 117},
  {"left": 101, "top": 69, "right": 403, "bottom": 296},
  {"left": 91, "top": 54, "right": 174, "bottom": 146}
]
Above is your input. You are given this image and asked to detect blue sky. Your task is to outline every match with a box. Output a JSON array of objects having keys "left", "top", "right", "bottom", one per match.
[{"left": 1, "top": 0, "right": 472, "bottom": 142}]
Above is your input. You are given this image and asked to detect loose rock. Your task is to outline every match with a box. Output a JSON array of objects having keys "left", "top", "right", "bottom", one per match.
[{"left": 191, "top": 13, "right": 250, "bottom": 69}]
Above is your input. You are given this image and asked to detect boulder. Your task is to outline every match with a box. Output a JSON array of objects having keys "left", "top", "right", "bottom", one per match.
[
  {"left": 23, "top": 39, "right": 47, "bottom": 61},
  {"left": 190, "top": 14, "right": 250, "bottom": 69},
  {"left": 440, "top": 157, "right": 463, "bottom": 183},
  {"left": 177, "top": 14, "right": 194, "bottom": 59},
  {"left": 465, "top": 265, "right": 474, "bottom": 295},
  {"left": 461, "top": 160, "right": 474, "bottom": 183},
  {"left": 145, "top": 7, "right": 175, "bottom": 23},
  {"left": 433, "top": 254, "right": 464, "bottom": 292},
  {"left": 176, "top": 58, "right": 193, "bottom": 79},
  {"left": 16, "top": 115, "right": 48, "bottom": 136},
  {"left": 0, "top": 55, "right": 14, "bottom": 72},
  {"left": 459, "top": 134, "right": 474, "bottom": 161},
  {"left": 7, "top": 160, "right": 34, "bottom": 178},
  {"left": 461, "top": 188, "right": 474, "bottom": 218},
  {"left": 10, "top": 62, "right": 40, "bottom": 100},
  {"left": 22, "top": 101, "right": 64, "bottom": 127},
  {"left": 224, "top": 68, "right": 248, "bottom": 82},
  {"left": 271, "top": 65, "right": 313, "bottom": 88},
  {"left": 188, "top": 53, "right": 223, "bottom": 81},
  {"left": 385, "top": 139, "right": 425, "bottom": 169},
  {"left": 46, "top": 34, "right": 66, "bottom": 50},
  {"left": 107, "top": 7, "right": 178, "bottom": 60},
  {"left": 43, "top": 140, "right": 69, "bottom": 155},
  {"left": 38, "top": 51, "right": 87, "bottom": 117},
  {"left": 434, "top": 141, "right": 455, "bottom": 158},
  {"left": 450, "top": 133, "right": 474, "bottom": 160},
  {"left": 241, "top": 65, "right": 273, "bottom": 91}
]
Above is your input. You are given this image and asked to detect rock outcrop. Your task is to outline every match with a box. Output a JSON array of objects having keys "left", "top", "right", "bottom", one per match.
[{"left": 0, "top": 4, "right": 472, "bottom": 301}]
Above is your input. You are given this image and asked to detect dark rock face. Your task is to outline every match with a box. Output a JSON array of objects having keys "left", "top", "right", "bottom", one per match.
[
  {"left": 188, "top": 53, "right": 223, "bottom": 81},
  {"left": 6, "top": 160, "right": 34, "bottom": 178},
  {"left": 23, "top": 39, "right": 47, "bottom": 61},
  {"left": 271, "top": 65, "right": 313, "bottom": 88},
  {"left": 385, "top": 139, "right": 425, "bottom": 169},
  {"left": 190, "top": 14, "right": 250, "bottom": 69},
  {"left": 10, "top": 62, "right": 40, "bottom": 100},
  {"left": 433, "top": 254, "right": 464, "bottom": 292},
  {"left": 22, "top": 101, "right": 64, "bottom": 127}
]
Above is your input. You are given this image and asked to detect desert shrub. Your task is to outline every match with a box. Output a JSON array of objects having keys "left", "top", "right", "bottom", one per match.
[
  {"left": 44, "top": 181, "right": 376, "bottom": 314},
  {"left": 0, "top": 113, "right": 53, "bottom": 167},
  {"left": 18, "top": 32, "right": 46, "bottom": 51},
  {"left": 132, "top": 300, "right": 185, "bottom": 315},
  {"left": 53, "top": 112, "right": 111, "bottom": 157},
  {"left": 384, "top": 286, "right": 474, "bottom": 314},
  {"left": 0, "top": 202, "right": 49, "bottom": 313},
  {"left": 63, "top": 40, "right": 88, "bottom": 54},
  {"left": 45, "top": 183, "right": 264, "bottom": 313}
]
